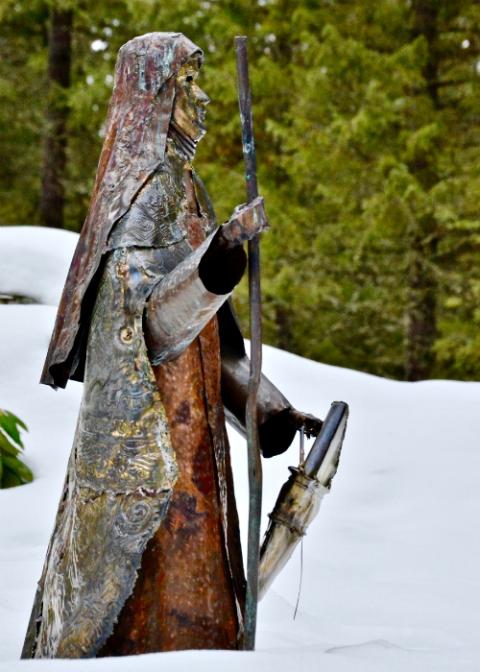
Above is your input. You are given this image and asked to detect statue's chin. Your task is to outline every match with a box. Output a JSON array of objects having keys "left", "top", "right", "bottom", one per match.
[
  {"left": 167, "top": 121, "right": 203, "bottom": 161},
  {"left": 184, "top": 116, "right": 207, "bottom": 143},
  {"left": 195, "top": 125, "right": 207, "bottom": 142}
]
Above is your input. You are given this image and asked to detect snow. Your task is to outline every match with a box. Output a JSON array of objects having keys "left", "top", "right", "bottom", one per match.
[
  {"left": 1, "top": 226, "right": 479, "bottom": 671},
  {"left": 0, "top": 226, "right": 77, "bottom": 305}
]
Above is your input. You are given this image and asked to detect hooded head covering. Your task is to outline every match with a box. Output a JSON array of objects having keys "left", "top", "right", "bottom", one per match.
[{"left": 41, "top": 32, "right": 203, "bottom": 388}]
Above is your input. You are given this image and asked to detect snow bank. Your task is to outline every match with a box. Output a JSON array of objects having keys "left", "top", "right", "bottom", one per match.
[
  {"left": 0, "top": 226, "right": 77, "bottom": 305},
  {"left": 0, "top": 227, "right": 479, "bottom": 671}
]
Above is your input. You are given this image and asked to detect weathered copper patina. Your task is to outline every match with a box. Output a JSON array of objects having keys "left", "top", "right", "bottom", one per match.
[
  {"left": 22, "top": 32, "right": 321, "bottom": 660},
  {"left": 40, "top": 33, "right": 203, "bottom": 389},
  {"left": 100, "top": 195, "right": 242, "bottom": 654}
]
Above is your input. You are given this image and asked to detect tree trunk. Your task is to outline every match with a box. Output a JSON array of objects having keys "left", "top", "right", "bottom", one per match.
[
  {"left": 39, "top": 6, "right": 73, "bottom": 229},
  {"left": 405, "top": 216, "right": 438, "bottom": 381},
  {"left": 405, "top": 0, "right": 439, "bottom": 381}
]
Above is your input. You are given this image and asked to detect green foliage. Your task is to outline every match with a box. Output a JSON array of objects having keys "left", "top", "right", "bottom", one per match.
[
  {"left": 253, "top": 0, "right": 480, "bottom": 380},
  {"left": 0, "top": 410, "right": 32, "bottom": 488},
  {"left": 1, "top": 0, "right": 480, "bottom": 379}
]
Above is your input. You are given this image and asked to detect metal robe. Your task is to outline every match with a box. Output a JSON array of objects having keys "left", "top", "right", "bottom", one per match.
[
  {"left": 23, "top": 167, "right": 246, "bottom": 657},
  {"left": 23, "top": 32, "right": 304, "bottom": 659}
]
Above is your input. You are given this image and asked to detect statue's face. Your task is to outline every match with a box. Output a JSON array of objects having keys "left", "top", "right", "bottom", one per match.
[{"left": 172, "top": 58, "right": 210, "bottom": 142}]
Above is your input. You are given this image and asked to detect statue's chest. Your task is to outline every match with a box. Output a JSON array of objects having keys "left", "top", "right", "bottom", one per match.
[{"left": 107, "top": 166, "right": 214, "bottom": 257}]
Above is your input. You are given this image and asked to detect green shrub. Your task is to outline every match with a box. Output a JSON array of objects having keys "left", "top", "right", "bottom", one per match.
[{"left": 0, "top": 410, "right": 32, "bottom": 488}]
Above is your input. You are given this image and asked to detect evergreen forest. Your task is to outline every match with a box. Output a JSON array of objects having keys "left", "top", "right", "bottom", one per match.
[{"left": 1, "top": 0, "right": 479, "bottom": 381}]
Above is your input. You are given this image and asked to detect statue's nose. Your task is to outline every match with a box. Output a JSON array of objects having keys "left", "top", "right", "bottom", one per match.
[{"left": 196, "top": 87, "right": 210, "bottom": 106}]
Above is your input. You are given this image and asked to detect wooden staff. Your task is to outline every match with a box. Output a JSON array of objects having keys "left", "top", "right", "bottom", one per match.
[{"left": 235, "top": 35, "right": 263, "bottom": 651}]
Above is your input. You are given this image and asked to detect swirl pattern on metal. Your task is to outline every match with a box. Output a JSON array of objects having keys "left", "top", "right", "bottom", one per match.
[{"left": 24, "top": 246, "right": 186, "bottom": 657}]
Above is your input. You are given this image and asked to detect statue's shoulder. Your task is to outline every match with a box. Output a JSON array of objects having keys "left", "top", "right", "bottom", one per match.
[
  {"left": 108, "top": 168, "right": 187, "bottom": 250},
  {"left": 139, "top": 169, "right": 184, "bottom": 209}
]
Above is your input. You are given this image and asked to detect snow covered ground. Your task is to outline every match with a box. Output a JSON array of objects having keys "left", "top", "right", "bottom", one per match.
[{"left": 0, "top": 226, "right": 479, "bottom": 671}]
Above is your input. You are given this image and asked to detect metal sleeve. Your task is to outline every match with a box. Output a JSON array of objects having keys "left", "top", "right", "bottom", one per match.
[
  {"left": 145, "top": 230, "right": 231, "bottom": 364},
  {"left": 222, "top": 352, "right": 290, "bottom": 431},
  {"left": 221, "top": 351, "right": 296, "bottom": 457}
]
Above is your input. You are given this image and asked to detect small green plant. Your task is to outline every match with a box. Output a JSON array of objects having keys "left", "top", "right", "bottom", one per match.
[{"left": 0, "top": 409, "right": 32, "bottom": 488}]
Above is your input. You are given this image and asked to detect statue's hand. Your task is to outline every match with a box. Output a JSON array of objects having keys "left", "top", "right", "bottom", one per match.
[
  {"left": 222, "top": 196, "right": 269, "bottom": 244},
  {"left": 258, "top": 408, "right": 323, "bottom": 458},
  {"left": 198, "top": 197, "right": 267, "bottom": 297},
  {"left": 289, "top": 409, "right": 323, "bottom": 438}
]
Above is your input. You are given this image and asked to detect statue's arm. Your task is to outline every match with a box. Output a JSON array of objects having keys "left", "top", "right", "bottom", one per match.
[
  {"left": 144, "top": 197, "right": 267, "bottom": 364},
  {"left": 218, "top": 302, "right": 322, "bottom": 458}
]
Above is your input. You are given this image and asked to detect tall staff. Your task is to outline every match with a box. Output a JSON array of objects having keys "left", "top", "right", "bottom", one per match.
[{"left": 235, "top": 35, "right": 263, "bottom": 651}]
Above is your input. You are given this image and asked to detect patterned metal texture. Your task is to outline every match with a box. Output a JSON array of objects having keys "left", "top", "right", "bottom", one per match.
[
  {"left": 23, "top": 32, "right": 309, "bottom": 660},
  {"left": 145, "top": 229, "right": 228, "bottom": 364},
  {"left": 41, "top": 33, "right": 202, "bottom": 388},
  {"left": 23, "top": 246, "right": 180, "bottom": 657}
]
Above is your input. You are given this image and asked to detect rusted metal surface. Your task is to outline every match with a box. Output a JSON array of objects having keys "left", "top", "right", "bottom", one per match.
[
  {"left": 23, "top": 31, "right": 249, "bottom": 657},
  {"left": 23, "top": 31, "right": 321, "bottom": 660},
  {"left": 41, "top": 33, "right": 203, "bottom": 389},
  {"left": 23, "top": 160, "right": 255, "bottom": 656},
  {"left": 99, "top": 170, "right": 246, "bottom": 654},
  {"left": 100, "top": 318, "right": 240, "bottom": 654},
  {"left": 23, "top": 170, "right": 250, "bottom": 656},
  {"left": 22, "top": 246, "right": 180, "bottom": 658},
  {"left": 144, "top": 198, "right": 267, "bottom": 365}
]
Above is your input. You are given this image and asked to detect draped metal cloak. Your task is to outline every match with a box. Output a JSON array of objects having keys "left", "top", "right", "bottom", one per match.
[
  {"left": 23, "top": 32, "right": 297, "bottom": 659},
  {"left": 40, "top": 32, "right": 203, "bottom": 389}
]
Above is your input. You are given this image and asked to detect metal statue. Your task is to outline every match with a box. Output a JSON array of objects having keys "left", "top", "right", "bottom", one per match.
[{"left": 21, "top": 32, "right": 347, "bottom": 659}]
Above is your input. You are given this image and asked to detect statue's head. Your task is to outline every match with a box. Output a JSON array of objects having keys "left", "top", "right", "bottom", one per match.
[
  {"left": 170, "top": 56, "right": 210, "bottom": 148},
  {"left": 96, "top": 32, "right": 204, "bottom": 183}
]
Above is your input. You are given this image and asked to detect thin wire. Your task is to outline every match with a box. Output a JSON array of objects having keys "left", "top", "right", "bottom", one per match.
[
  {"left": 299, "top": 427, "right": 305, "bottom": 463},
  {"left": 293, "top": 539, "right": 304, "bottom": 620},
  {"left": 294, "top": 429, "right": 305, "bottom": 620}
]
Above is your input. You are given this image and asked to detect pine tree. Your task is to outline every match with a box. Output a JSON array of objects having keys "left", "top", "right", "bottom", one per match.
[
  {"left": 39, "top": 3, "right": 73, "bottom": 228},
  {"left": 1, "top": 0, "right": 479, "bottom": 379}
]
